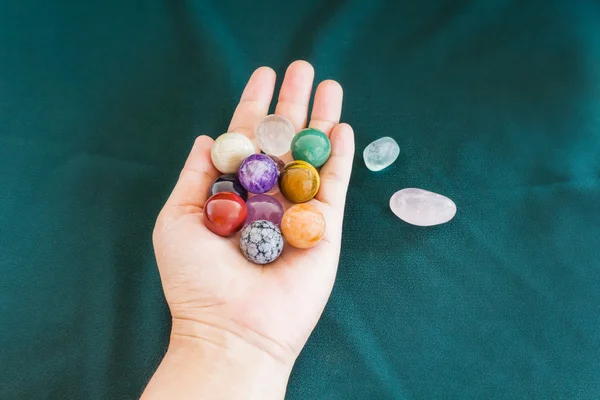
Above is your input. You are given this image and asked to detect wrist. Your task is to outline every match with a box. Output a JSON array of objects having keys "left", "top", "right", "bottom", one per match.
[{"left": 143, "top": 317, "right": 293, "bottom": 400}]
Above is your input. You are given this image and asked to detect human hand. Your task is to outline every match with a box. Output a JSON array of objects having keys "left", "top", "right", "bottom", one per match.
[{"left": 144, "top": 61, "right": 354, "bottom": 399}]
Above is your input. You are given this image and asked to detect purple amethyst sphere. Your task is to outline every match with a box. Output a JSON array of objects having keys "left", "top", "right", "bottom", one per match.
[
  {"left": 238, "top": 154, "right": 278, "bottom": 194},
  {"left": 245, "top": 194, "right": 284, "bottom": 227}
]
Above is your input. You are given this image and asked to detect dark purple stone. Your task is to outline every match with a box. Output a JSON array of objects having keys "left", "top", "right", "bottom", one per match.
[
  {"left": 245, "top": 194, "right": 284, "bottom": 227},
  {"left": 237, "top": 154, "right": 278, "bottom": 194},
  {"left": 267, "top": 155, "right": 285, "bottom": 175},
  {"left": 209, "top": 174, "right": 248, "bottom": 201}
]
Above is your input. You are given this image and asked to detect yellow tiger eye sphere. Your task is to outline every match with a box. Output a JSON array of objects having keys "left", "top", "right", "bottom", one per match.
[
  {"left": 278, "top": 160, "right": 320, "bottom": 203},
  {"left": 281, "top": 204, "right": 326, "bottom": 249}
]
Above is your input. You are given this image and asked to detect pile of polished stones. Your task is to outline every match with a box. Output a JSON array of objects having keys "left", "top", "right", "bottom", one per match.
[{"left": 205, "top": 114, "right": 330, "bottom": 265}]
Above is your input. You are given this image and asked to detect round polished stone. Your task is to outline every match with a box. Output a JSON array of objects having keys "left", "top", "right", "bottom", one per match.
[
  {"left": 203, "top": 192, "right": 247, "bottom": 236},
  {"left": 240, "top": 220, "right": 284, "bottom": 265},
  {"left": 256, "top": 114, "right": 296, "bottom": 157},
  {"left": 363, "top": 137, "right": 400, "bottom": 171},
  {"left": 209, "top": 174, "right": 248, "bottom": 201},
  {"left": 390, "top": 188, "right": 456, "bottom": 226},
  {"left": 278, "top": 160, "right": 320, "bottom": 203},
  {"left": 211, "top": 132, "right": 255, "bottom": 174},
  {"left": 281, "top": 204, "right": 326, "bottom": 249},
  {"left": 245, "top": 194, "right": 284, "bottom": 227},
  {"left": 290, "top": 128, "right": 331, "bottom": 168},
  {"left": 265, "top": 155, "right": 285, "bottom": 195},
  {"left": 238, "top": 154, "right": 278, "bottom": 194},
  {"left": 267, "top": 155, "right": 285, "bottom": 175}
]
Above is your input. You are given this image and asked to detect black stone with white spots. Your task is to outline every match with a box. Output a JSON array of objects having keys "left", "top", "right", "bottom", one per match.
[{"left": 239, "top": 220, "right": 284, "bottom": 264}]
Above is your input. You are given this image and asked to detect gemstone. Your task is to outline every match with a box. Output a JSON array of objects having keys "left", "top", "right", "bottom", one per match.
[
  {"left": 238, "top": 154, "right": 278, "bottom": 194},
  {"left": 240, "top": 220, "right": 284, "bottom": 264},
  {"left": 290, "top": 128, "right": 331, "bottom": 168},
  {"left": 211, "top": 132, "right": 255, "bottom": 174},
  {"left": 209, "top": 174, "right": 248, "bottom": 201},
  {"left": 390, "top": 188, "right": 456, "bottom": 226},
  {"left": 267, "top": 155, "right": 285, "bottom": 175},
  {"left": 245, "top": 194, "right": 284, "bottom": 227},
  {"left": 256, "top": 114, "right": 296, "bottom": 157},
  {"left": 278, "top": 160, "right": 320, "bottom": 203},
  {"left": 280, "top": 204, "right": 326, "bottom": 249},
  {"left": 263, "top": 155, "right": 285, "bottom": 195},
  {"left": 203, "top": 192, "right": 247, "bottom": 236},
  {"left": 363, "top": 137, "right": 400, "bottom": 171}
]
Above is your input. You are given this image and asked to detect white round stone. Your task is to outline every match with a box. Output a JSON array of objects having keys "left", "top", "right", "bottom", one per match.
[
  {"left": 256, "top": 115, "right": 296, "bottom": 157},
  {"left": 211, "top": 132, "right": 255, "bottom": 173},
  {"left": 363, "top": 137, "right": 400, "bottom": 171},
  {"left": 390, "top": 188, "right": 456, "bottom": 226}
]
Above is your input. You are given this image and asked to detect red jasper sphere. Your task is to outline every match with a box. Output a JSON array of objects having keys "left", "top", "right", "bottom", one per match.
[{"left": 203, "top": 192, "right": 247, "bottom": 236}]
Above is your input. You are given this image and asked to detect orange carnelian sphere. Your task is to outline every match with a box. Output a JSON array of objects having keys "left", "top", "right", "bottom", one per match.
[{"left": 280, "top": 204, "right": 326, "bottom": 249}]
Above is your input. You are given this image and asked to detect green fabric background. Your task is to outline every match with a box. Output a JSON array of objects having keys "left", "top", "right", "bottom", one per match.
[{"left": 1, "top": 0, "right": 600, "bottom": 398}]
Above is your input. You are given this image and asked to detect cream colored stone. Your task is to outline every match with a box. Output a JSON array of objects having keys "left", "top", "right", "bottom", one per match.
[{"left": 211, "top": 132, "right": 255, "bottom": 173}]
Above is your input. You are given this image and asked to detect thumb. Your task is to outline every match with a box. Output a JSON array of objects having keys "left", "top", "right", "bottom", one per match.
[{"left": 161, "top": 136, "right": 220, "bottom": 218}]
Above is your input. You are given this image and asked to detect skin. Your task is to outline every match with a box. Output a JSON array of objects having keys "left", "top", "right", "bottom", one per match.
[{"left": 142, "top": 60, "right": 355, "bottom": 400}]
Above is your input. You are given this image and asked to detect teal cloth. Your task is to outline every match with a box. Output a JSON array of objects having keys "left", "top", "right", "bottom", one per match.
[{"left": 1, "top": 1, "right": 600, "bottom": 398}]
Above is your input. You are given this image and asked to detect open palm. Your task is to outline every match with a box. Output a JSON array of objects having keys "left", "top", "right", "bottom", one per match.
[{"left": 153, "top": 61, "right": 355, "bottom": 365}]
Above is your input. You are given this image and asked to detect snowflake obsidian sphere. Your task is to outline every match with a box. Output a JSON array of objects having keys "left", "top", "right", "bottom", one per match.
[{"left": 239, "top": 220, "right": 284, "bottom": 265}]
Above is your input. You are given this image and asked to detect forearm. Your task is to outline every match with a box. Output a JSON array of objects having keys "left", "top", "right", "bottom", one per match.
[{"left": 141, "top": 319, "right": 292, "bottom": 400}]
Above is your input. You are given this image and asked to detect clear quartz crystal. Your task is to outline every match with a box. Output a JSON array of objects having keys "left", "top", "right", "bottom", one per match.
[
  {"left": 256, "top": 115, "right": 296, "bottom": 157},
  {"left": 363, "top": 137, "right": 400, "bottom": 171},
  {"left": 390, "top": 188, "right": 456, "bottom": 226}
]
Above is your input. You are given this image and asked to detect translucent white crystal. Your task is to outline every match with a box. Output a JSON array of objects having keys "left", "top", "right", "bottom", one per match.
[
  {"left": 390, "top": 188, "right": 456, "bottom": 226},
  {"left": 256, "top": 115, "right": 296, "bottom": 157},
  {"left": 363, "top": 137, "right": 399, "bottom": 171}
]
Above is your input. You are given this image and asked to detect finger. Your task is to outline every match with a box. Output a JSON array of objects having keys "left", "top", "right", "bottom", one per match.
[
  {"left": 308, "top": 80, "right": 343, "bottom": 136},
  {"left": 315, "top": 123, "right": 355, "bottom": 211},
  {"left": 274, "top": 60, "right": 315, "bottom": 132},
  {"left": 162, "top": 136, "right": 220, "bottom": 214},
  {"left": 228, "top": 67, "right": 276, "bottom": 139}
]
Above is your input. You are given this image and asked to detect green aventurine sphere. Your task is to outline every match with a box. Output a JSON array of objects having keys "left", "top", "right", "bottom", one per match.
[{"left": 290, "top": 128, "right": 332, "bottom": 168}]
